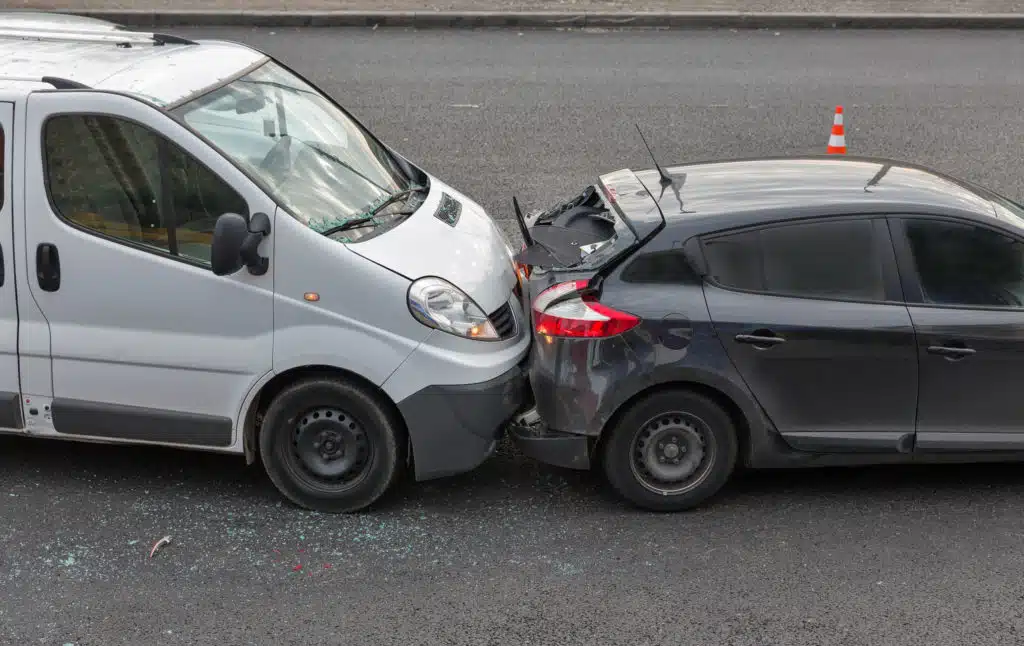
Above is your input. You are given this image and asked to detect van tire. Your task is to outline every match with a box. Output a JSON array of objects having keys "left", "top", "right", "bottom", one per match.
[
  {"left": 260, "top": 377, "right": 403, "bottom": 513},
  {"left": 602, "top": 389, "right": 737, "bottom": 512}
]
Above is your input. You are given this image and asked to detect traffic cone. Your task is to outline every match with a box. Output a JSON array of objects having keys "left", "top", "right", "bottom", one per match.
[{"left": 827, "top": 106, "right": 846, "bottom": 154}]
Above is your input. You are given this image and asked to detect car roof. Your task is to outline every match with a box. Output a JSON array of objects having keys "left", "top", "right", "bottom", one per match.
[
  {"left": 0, "top": 12, "right": 266, "bottom": 107},
  {"left": 632, "top": 156, "right": 1014, "bottom": 231}
]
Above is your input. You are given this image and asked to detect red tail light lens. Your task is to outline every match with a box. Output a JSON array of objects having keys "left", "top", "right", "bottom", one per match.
[{"left": 532, "top": 280, "right": 640, "bottom": 338}]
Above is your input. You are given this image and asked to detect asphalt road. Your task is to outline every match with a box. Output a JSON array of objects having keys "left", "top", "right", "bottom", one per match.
[{"left": 4, "top": 27, "right": 1024, "bottom": 646}]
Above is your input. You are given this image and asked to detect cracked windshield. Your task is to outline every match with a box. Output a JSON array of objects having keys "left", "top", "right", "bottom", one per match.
[{"left": 173, "top": 60, "right": 423, "bottom": 241}]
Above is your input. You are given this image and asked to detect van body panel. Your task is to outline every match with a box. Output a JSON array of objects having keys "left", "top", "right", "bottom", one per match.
[
  {"left": 271, "top": 211, "right": 429, "bottom": 386},
  {"left": 347, "top": 177, "right": 518, "bottom": 315},
  {"left": 22, "top": 90, "right": 277, "bottom": 444}
]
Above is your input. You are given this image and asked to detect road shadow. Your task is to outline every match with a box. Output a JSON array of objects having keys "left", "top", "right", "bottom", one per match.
[{"left": 4, "top": 432, "right": 1024, "bottom": 514}]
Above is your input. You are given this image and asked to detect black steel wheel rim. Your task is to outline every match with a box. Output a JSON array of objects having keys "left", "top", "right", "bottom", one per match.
[
  {"left": 288, "top": 407, "right": 373, "bottom": 491},
  {"left": 629, "top": 411, "right": 716, "bottom": 496}
]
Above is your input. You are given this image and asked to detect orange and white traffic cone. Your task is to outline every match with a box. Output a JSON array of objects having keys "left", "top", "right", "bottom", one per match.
[{"left": 827, "top": 106, "right": 846, "bottom": 154}]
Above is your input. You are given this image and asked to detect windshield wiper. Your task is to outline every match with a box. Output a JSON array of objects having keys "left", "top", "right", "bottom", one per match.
[
  {"left": 321, "top": 189, "right": 425, "bottom": 237},
  {"left": 366, "top": 186, "right": 426, "bottom": 217},
  {"left": 323, "top": 216, "right": 376, "bottom": 236}
]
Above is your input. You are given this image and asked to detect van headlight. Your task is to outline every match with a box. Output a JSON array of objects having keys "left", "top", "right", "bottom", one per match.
[{"left": 407, "top": 277, "right": 499, "bottom": 341}]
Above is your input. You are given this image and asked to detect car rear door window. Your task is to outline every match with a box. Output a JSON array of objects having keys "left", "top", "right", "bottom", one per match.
[
  {"left": 903, "top": 219, "right": 1024, "bottom": 308},
  {"left": 703, "top": 219, "right": 885, "bottom": 301}
]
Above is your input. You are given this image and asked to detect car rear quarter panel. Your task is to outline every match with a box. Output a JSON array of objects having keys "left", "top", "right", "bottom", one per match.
[{"left": 530, "top": 278, "right": 774, "bottom": 458}]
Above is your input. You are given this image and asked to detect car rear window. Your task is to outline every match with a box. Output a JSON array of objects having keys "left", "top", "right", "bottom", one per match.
[{"left": 702, "top": 219, "right": 885, "bottom": 301}]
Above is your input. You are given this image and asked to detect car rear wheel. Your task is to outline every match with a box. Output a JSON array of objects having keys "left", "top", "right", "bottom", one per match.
[
  {"left": 260, "top": 377, "right": 403, "bottom": 513},
  {"left": 602, "top": 389, "right": 737, "bottom": 512}
]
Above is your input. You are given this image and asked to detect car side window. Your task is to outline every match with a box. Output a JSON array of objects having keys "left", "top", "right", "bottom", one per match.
[
  {"left": 621, "top": 250, "right": 699, "bottom": 284},
  {"left": 702, "top": 219, "right": 885, "bottom": 301},
  {"left": 43, "top": 114, "right": 248, "bottom": 265},
  {"left": 904, "top": 219, "right": 1024, "bottom": 308}
]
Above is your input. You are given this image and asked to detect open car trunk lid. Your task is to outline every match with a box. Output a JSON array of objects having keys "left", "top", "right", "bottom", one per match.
[{"left": 513, "top": 168, "right": 665, "bottom": 274}]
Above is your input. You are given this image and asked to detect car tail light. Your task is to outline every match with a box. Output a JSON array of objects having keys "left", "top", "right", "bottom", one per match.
[{"left": 532, "top": 280, "right": 640, "bottom": 338}]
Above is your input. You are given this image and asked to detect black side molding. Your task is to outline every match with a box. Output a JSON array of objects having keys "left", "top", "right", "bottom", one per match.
[
  {"left": 0, "top": 391, "right": 22, "bottom": 428},
  {"left": 52, "top": 398, "right": 232, "bottom": 447},
  {"left": 781, "top": 431, "right": 915, "bottom": 454},
  {"left": 916, "top": 432, "right": 1024, "bottom": 452}
]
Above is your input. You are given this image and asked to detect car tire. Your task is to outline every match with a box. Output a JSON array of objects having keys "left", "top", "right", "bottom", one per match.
[
  {"left": 260, "top": 377, "right": 404, "bottom": 513},
  {"left": 602, "top": 389, "right": 737, "bottom": 512}
]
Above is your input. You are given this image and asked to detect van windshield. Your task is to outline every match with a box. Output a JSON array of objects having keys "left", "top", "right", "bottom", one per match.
[{"left": 172, "top": 60, "right": 418, "bottom": 236}]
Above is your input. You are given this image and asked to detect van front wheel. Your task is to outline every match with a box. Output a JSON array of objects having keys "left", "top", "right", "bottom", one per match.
[{"left": 260, "top": 377, "right": 403, "bottom": 513}]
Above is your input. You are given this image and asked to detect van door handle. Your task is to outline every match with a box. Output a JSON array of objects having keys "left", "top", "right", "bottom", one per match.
[
  {"left": 36, "top": 243, "right": 60, "bottom": 292},
  {"left": 735, "top": 333, "right": 786, "bottom": 347},
  {"left": 927, "top": 344, "right": 975, "bottom": 359}
]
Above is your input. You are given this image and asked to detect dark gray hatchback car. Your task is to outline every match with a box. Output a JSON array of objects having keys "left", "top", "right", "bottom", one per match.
[{"left": 511, "top": 155, "right": 1024, "bottom": 511}]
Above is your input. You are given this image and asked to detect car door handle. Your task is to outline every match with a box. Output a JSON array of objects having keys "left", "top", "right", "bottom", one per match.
[
  {"left": 735, "top": 333, "right": 786, "bottom": 347},
  {"left": 926, "top": 344, "right": 976, "bottom": 358},
  {"left": 36, "top": 243, "right": 60, "bottom": 292}
]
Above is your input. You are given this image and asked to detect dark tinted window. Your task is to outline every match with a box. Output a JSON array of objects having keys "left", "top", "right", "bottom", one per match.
[
  {"left": 621, "top": 250, "right": 698, "bottom": 284},
  {"left": 44, "top": 115, "right": 248, "bottom": 265},
  {"left": 703, "top": 219, "right": 885, "bottom": 301},
  {"left": 905, "top": 219, "right": 1024, "bottom": 308}
]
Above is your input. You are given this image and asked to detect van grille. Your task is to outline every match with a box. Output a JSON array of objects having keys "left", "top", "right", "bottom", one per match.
[{"left": 488, "top": 301, "right": 516, "bottom": 339}]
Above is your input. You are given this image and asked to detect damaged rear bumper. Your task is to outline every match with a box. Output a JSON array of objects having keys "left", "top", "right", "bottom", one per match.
[{"left": 509, "top": 406, "right": 591, "bottom": 470}]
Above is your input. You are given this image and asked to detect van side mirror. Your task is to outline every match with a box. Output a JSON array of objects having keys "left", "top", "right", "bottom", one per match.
[{"left": 211, "top": 212, "right": 271, "bottom": 277}]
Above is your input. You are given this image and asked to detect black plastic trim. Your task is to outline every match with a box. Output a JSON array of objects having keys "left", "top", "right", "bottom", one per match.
[
  {"left": 41, "top": 76, "right": 91, "bottom": 90},
  {"left": 152, "top": 33, "right": 197, "bottom": 46},
  {"left": 509, "top": 424, "right": 591, "bottom": 470},
  {"left": 398, "top": 363, "right": 527, "bottom": 481},
  {"left": 781, "top": 431, "right": 915, "bottom": 454},
  {"left": 0, "top": 391, "right": 22, "bottom": 429},
  {"left": 916, "top": 432, "right": 1024, "bottom": 452},
  {"left": 52, "top": 398, "right": 232, "bottom": 447}
]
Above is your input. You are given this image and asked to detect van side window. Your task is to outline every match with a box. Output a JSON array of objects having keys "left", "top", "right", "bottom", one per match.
[{"left": 43, "top": 114, "right": 248, "bottom": 265}]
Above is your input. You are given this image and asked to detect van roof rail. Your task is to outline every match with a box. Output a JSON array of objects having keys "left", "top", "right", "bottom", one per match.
[
  {"left": 0, "top": 75, "right": 91, "bottom": 89},
  {"left": 41, "top": 76, "right": 90, "bottom": 89},
  {"left": 0, "top": 26, "right": 196, "bottom": 47}
]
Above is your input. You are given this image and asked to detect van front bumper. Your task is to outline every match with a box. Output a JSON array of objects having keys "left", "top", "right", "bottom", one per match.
[{"left": 397, "top": 362, "right": 529, "bottom": 481}]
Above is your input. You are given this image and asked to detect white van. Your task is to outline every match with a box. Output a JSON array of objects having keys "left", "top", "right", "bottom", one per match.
[{"left": 0, "top": 13, "right": 530, "bottom": 512}]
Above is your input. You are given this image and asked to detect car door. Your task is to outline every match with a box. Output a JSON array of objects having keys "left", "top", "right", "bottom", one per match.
[
  {"left": 21, "top": 90, "right": 277, "bottom": 448},
  {"left": 890, "top": 214, "right": 1024, "bottom": 451},
  {"left": 0, "top": 101, "right": 22, "bottom": 430},
  {"left": 700, "top": 216, "right": 919, "bottom": 453}
]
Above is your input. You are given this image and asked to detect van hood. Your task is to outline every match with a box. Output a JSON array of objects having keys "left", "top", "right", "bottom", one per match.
[{"left": 345, "top": 176, "right": 518, "bottom": 315}]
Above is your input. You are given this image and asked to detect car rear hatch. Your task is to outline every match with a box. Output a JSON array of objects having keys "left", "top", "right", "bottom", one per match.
[{"left": 513, "top": 168, "right": 666, "bottom": 297}]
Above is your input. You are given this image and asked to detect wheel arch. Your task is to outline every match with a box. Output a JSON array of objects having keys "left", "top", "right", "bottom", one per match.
[
  {"left": 241, "top": 364, "right": 411, "bottom": 468},
  {"left": 595, "top": 379, "right": 758, "bottom": 468}
]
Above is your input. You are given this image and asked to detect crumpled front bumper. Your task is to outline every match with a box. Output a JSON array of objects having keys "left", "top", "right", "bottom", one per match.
[{"left": 509, "top": 406, "right": 592, "bottom": 470}]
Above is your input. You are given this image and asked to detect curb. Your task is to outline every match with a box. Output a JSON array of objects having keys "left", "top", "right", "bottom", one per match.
[{"left": 55, "top": 10, "right": 1024, "bottom": 29}]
